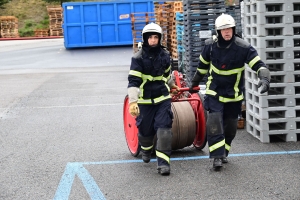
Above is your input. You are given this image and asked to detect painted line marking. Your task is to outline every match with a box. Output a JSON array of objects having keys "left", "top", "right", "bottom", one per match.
[
  {"left": 54, "top": 150, "right": 300, "bottom": 200},
  {"left": 30, "top": 103, "right": 123, "bottom": 109}
]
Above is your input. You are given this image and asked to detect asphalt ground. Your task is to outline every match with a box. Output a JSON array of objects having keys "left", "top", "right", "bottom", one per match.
[{"left": 0, "top": 39, "right": 299, "bottom": 200}]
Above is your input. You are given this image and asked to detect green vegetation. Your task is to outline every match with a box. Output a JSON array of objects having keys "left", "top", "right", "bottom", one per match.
[
  {"left": 0, "top": 0, "right": 10, "bottom": 8},
  {"left": 1, "top": 0, "right": 131, "bottom": 37},
  {"left": 18, "top": 16, "right": 49, "bottom": 37},
  {"left": 18, "top": 20, "right": 35, "bottom": 37}
]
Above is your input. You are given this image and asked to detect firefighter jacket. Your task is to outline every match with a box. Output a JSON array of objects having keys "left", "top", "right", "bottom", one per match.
[
  {"left": 197, "top": 35, "right": 267, "bottom": 103},
  {"left": 128, "top": 45, "right": 172, "bottom": 105}
]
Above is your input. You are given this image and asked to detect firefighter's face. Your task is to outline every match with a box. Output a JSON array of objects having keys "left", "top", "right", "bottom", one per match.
[
  {"left": 148, "top": 35, "right": 159, "bottom": 47},
  {"left": 220, "top": 28, "right": 233, "bottom": 41}
]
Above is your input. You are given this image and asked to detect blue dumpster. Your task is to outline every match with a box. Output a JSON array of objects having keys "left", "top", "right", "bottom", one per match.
[{"left": 62, "top": 0, "right": 154, "bottom": 49}]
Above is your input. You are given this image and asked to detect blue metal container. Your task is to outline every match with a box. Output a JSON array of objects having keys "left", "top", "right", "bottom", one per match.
[{"left": 62, "top": 0, "right": 154, "bottom": 49}]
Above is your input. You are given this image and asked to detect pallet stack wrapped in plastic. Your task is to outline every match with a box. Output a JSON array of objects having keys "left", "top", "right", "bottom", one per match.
[
  {"left": 176, "top": 12, "right": 185, "bottom": 72},
  {"left": 243, "top": 0, "right": 300, "bottom": 142},
  {"left": 0, "top": 16, "right": 19, "bottom": 38},
  {"left": 182, "top": 0, "right": 226, "bottom": 85},
  {"left": 47, "top": 5, "right": 63, "bottom": 36},
  {"left": 131, "top": 12, "right": 156, "bottom": 53},
  {"left": 226, "top": 4, "right": 243, "bottom": 37}
]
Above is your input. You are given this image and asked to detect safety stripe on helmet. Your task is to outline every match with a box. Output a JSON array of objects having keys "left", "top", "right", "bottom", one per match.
[
  {"left": 209, "top": 139, "right": 225, "bottom": 152},
  {"left": 141, "top": 145, "right": 153, "bottom": 151},
  {"left": 156, "top": 150, "right": 170, "bottom": 164},
  {"left": 248, "top": 56, "right": 261, "bottom": 68}
]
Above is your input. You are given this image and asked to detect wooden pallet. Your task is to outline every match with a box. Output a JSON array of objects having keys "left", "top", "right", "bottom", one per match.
[
  {"left": 50, "top": 28, "right": 63, "bottom": 36},
  {"left": 34, "top": 29, "right": 49, "bottom": 37}
]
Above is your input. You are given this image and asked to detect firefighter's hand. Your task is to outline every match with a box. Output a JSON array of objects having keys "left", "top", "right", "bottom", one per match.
[
  {"left": 189, "top": 82, "right": 199, "bottom": 94},
  {"left": 258, "top": 78, "right": 270, "bottom": 94},
  {"left": 170, "top": 85, "right": 180, "bottom": 96},
  {"left": 129, "top": 102, "right": 140, "bottom": 117}
]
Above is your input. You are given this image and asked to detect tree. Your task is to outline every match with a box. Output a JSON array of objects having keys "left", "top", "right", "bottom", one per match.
[
  {"left": 41, "top": 0, "right": 63, "bottom": 6},
  {"left": 0, "top": 0, "right": 10, "bottom": 9}
]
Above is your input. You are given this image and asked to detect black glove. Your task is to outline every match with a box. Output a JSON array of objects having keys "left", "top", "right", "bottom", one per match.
[
  {"left": 258, "top": 78, "right": 269, "bottom": 94},
  {"left": 258, "top": 67, "right": 271, "bottom": 94},
  {"left": 189, "top": 82, "right": 199, "bottom": 93},
  {"left": 190, "top": 72, "right": 204, "bottom": 93}
]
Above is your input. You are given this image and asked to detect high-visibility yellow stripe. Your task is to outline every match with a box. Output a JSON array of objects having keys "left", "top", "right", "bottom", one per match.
[
  {"left": 165, "top": 65, "right": 171, "bottom": 73},
  {"left": 142, "top": 74, "right": 167, "bottom": 82},
  {"left": 197, "top": 68, "right": 208, "bottom": 74},
  {"left": 205, "top": 62, "right": 245, "bottom": 102},
  {"left": 138, "top": 99, "right": 152, "bottom": 104},
  {"left": 218, "top": 94, "right": 244, "bottom": 102},
  {"left": 153, "top": 95, "right": 171, "bottom": 104},
  {"left": 205, "top": 89, "right": 217, "bottom": 96},
  {"left": 137, "top": 95, "right": 171, "bottom": 104},
  {"left": 209, "top": 139, "right": 225, "bottom": 152},
  {"left": 233, "top": 71, "right": 242, "bottom": 98},
  {"left": 225, "top": 144, "right": 231, "bottom": 151},
  {"left": 211, "top": 64, "right": 245, "bottom": 75},
  {"left": 248, "top": 56, "right": 260, "bottom": 68},
  {"left": 156, "top": 151, "right": 170, "bottom": 164},
  {"left": 129, "top": 70, "right": 142, "bottom": 78},
  {"left": 141, "top": 145, "right": 153, "bottom": 151},
  {"left": 200, "top": 55, "right": 210, "bottom": 65}
]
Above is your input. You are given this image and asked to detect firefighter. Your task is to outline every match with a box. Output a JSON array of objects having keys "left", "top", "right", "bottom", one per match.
[
  {"left": 127, "top": 23, "right": 179, "bottom": 175},
  {"left": 190, "top": 13, "right": 270, "bottom": 169}
]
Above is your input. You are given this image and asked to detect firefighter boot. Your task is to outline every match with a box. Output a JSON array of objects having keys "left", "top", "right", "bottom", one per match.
[
  {"left": 138, "top": 134, "right": 154, "bottom": 163},
  {"left": 157, "top": 165, "right": 170, "bottom": 175},
  {"left": 213, "top": 158, "right": 223, "bottom": 169},
  {"left": 156, "top": 128, "right": 172, "bottom": 176},
  {"left": 221, "top": 157, "right": 228, "bottom": 163},
  {"left": 141, "top": 149, "right": 152, "bottom": 163}
]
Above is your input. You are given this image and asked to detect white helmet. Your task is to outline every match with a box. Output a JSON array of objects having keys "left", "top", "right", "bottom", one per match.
[
  {"left": 142, "top": 23, "right": 162, "bottom": 44},
  {"left": 215, "top": 13, "right": 235, "bottom": 30}
]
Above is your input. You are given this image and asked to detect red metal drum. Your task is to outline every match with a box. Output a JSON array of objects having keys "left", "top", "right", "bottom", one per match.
[
  {"left": 123, "top": 95, "right": 140, "bottom": 157},
  {"left": 189, "top": 93, "right": 207, "bottom": 150}
]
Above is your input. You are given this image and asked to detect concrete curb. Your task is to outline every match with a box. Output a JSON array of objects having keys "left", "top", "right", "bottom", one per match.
[{"left": 0, "top": 36, "right": 63, "bottom": 41}]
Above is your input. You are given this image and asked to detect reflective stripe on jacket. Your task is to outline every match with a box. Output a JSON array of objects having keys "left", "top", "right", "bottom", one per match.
[
  {"left": 128, "top": 46, "right": 172, "bottom": 105},
  {"left": 197, "top": 36, "right": 267, "bottom": 103}
]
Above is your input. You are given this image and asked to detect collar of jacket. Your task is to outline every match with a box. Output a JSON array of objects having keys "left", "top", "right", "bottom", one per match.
[{"left": 217, "top": 35, "right": 235, "bottom": 48}]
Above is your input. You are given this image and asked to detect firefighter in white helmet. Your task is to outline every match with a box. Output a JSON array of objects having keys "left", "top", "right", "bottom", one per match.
[
  {"left": 127, "top": 23, "right": 179, "bottom": 175},
  {"left": 190, "top": 13, "right": 271, "bottom": 169}
]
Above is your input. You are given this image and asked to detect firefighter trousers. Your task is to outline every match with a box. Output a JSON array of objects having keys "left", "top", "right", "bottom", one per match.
[
  {"left": 136, "top": 99, "right": 173, "bottom": 166},
  {"left": 203, "top": 95, "right": 241, "bottom": 158}
]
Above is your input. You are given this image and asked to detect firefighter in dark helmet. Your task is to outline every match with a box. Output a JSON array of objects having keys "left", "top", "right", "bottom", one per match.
[
  {"left": 190, "top": 13, "right": 270, "bottom": 169},
  {"left": 127, "top": 23, "right": 179, "bottom": 175}
]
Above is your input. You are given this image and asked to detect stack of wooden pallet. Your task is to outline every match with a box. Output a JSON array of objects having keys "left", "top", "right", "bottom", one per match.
[
  {"left": 47, "top": 5, "right": 63, "bottom": 36},
  {"left": 34, "top": 29, "right": 49, "bottom": 37},
  {"left": 0, "top": 16, "right": 19, "bottom": 38},
  {"left": 131, "top": 12, "right": 156, "bottom": 53},
  {"left": 154, "top": 2, "right": 170, "bottom": 48},
  {"left": 154, "top": 1, "right": 183, "bottom": 59}
]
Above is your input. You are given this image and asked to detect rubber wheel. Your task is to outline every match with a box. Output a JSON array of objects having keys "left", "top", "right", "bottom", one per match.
[
  {"left": 189, "top": 93, "right": 207, "bottom": 150},
  {"left": 123, "top": 95, "right": 140, "bottom": 157}
]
